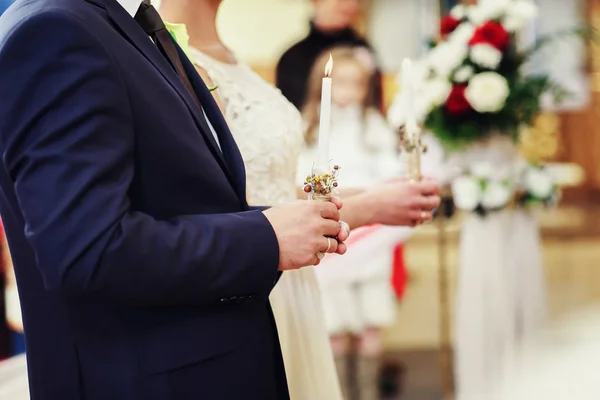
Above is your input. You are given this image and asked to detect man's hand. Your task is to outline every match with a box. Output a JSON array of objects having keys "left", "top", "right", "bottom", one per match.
[
  {"left": 263, "top": 197, "right": 349, "bottom": 270},
  {"left": 370, "top": 177, "right": 441, "bottom": 226}
]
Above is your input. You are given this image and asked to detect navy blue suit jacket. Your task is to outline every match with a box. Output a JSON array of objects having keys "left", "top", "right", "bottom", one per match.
[{"left": 0, "top": 0, "right": 288, "bottom": 398}]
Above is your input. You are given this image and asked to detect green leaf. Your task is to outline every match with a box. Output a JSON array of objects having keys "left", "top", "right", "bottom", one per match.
[{"left": 208, "top": 85, "right": 218, "bottom": 92}]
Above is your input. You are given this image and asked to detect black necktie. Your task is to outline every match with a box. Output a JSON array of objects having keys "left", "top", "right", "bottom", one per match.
[{"left": 134, "top": 1, "right": 201, "bottom": 108}]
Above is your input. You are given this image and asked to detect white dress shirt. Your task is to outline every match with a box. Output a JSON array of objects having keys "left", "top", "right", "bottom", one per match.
[{"left": 117, "top": 0, "right": 222, "bottom": 150}]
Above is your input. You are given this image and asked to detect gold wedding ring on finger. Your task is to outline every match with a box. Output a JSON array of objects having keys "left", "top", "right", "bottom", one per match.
[{"left": 317, "top": 238, "right": 333, "bottom": 260}]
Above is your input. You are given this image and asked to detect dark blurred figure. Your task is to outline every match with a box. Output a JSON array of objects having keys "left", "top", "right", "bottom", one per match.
[{"left": 275, "top": 0, "right": 383, "bottom": 111}]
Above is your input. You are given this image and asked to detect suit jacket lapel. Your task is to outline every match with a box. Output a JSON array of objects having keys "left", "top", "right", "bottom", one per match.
[
  {"left": 177, "top": 47, "right": 248, "bottom": 203},
  {"left": 93, "top": 0, "right": 234, "bottom": 185}
]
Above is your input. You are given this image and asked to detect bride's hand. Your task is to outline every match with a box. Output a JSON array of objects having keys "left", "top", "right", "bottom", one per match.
[{"left": 368, "top": 177, "right": 441, "bottom": 226}]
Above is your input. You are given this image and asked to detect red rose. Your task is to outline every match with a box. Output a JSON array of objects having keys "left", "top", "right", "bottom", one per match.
[
  {"left": 440, "top": 15, "right": 461, "bottom": 36},
  {"left": 469, "top": 21, "right": 509, "bottom": 51},
  {"left": 445, "top": 85, "right": 471, "bottom": 115}
]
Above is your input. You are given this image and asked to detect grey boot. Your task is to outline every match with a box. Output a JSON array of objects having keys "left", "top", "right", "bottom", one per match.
[{"left": 356, "top": 357, "right": 380, "bottom": 400}]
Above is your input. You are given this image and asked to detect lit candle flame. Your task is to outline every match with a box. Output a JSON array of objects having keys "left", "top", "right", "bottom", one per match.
[{"left": 324, "top": 54, "right": 333, "bottom": 77}]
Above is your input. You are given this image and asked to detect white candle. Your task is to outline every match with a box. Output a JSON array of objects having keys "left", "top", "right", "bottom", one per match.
[
  {"left": 316, "top": 54, "right": 333, "bottom": 167},
  {"left": 401, "top": 58, "right": 418, "bottom": 139}
]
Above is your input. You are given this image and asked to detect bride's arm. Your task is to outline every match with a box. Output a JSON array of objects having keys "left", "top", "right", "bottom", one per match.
[
  {"left": 338, "top": 191, "right": 379, "bottom": 230},
  {"left": 294, "top": 184, "right": 388, "bottom": 230},
  {"left": 329, "top": 180, "right": 440, "bottom": 230}
]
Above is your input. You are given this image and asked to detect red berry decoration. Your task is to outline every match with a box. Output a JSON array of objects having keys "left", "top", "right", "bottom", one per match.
[
  {"left": 333, "top": 182, "right": 338, "bottom": 187},
  {"left": 303, "top": 184, "right": 312, "bottom": 193},
  {"left": 333, "top": 165, "right": 339, "bottom": 170}
]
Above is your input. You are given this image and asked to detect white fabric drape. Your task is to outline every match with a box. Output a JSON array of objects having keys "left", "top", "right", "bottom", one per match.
[
  {"left": 452, "top": 138, "right": 548, "bottom": 399},
  {"left": 455, "top": 210, "right": 548, "bottom": 399}
]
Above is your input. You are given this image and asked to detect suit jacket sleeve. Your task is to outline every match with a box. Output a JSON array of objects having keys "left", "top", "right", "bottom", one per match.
[{"left": 0, "top": 11, "right": 280, "bottom": 306}]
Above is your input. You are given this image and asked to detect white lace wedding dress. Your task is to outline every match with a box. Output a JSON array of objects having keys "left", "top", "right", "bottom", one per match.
[{"left": 190, "top": 48, "right": 343, "bottom": 400}]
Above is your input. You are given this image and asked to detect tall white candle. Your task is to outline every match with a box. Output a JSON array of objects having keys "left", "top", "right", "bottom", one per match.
[
  {"left": 316, "top": 54, "right": 333, "bottom": 167},
  {"left": 401, "top": 58, "right": 418, "bottom": 139}
]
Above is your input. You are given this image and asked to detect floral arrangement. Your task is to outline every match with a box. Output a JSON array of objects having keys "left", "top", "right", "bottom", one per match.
[
  {"left": 452, "top": 161, "right": 559, "bottom": 216},
  {"left": 392, "top": 0, "right": 573, "bottom": 149}
]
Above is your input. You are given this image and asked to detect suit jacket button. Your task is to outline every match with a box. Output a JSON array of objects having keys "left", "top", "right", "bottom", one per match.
[
  {"left": 220, "top": 298, "right": 229, "bottom": 304},
  {"left": 238, "top": 295, "right": 248, "bottom": 302}
]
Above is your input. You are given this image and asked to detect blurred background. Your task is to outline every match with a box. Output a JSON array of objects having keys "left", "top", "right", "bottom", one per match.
[
  {"left": 1, "top": 0, "right": 600, "bottom": 399},
  {"left": 215, "top": 1, "right": 600, "bottom": 397}
]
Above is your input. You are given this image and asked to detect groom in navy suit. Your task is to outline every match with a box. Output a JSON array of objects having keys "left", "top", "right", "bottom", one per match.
[{"left": 0, "top": 0, "right": 350, "bottom": 398}]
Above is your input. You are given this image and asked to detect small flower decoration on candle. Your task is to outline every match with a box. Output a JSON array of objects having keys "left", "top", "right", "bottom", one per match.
[
  {"left": 304, "top": 164, "right": 340, "bottom": 199},
  {"left": 398, "top": 125, "right": 427, "bottom": 154}
]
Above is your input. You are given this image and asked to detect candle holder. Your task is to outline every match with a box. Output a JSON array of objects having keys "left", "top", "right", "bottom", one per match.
[
  {"left": 399, "top": 125, "right": 427, "bottom": 182},
  {"left": 303, "top": 163, "right": 340, "bottom": 258}
]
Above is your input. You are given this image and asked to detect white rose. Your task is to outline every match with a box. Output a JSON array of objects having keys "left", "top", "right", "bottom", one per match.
[
  {"left": 447, "top": 22, "right": 476, "bottom": 45},
  {"left": 429, "top": 42, "right": 468, "bottom": 77},
  {"left": 470, "top": 162, "right": 494, "bottom": 180},
  {"left": 452, "top": 176, "right": 482, "bottom": 211},
  {"left": 524, "top": 167, "right": 554, "bottom": 199},
  {"left": 453, "top": 65, "right": 474, "bottom": 83},
  {"left": 450, "top": 4, "right": 467, "bottom": 20},
  {"left": 481, "top": 181, "right": 512, "bottom": 209},
  {"left": 467, "top": 6, "right": 485, "bottom": 25},
  {"left": 465, "top": 72, "right": 510, "bottom": 113},
  {"left": 475, "top": 0, "right": 512, "bottom": 22},
  {"left": 470, "top": 43, "right": 503, "bottom": 69},
  {"left": 503, "top": 0, "right": 538, "bottom": 32}
]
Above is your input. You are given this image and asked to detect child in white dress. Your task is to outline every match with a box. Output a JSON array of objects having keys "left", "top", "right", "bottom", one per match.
[{"left": 299, "top": 46, "right": 412, "bottom": 400}]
